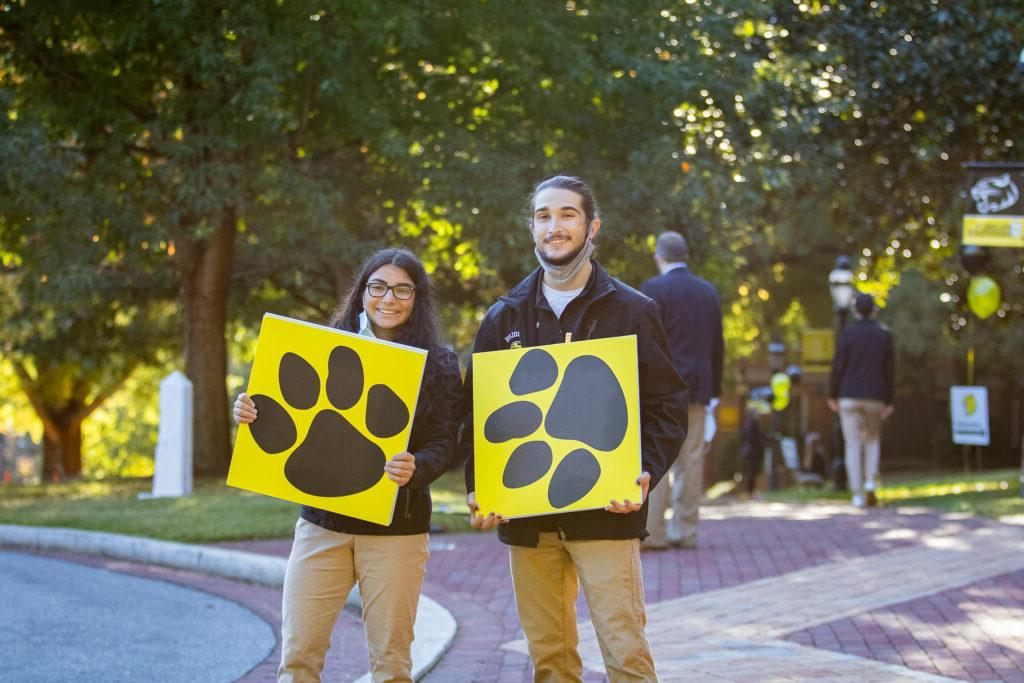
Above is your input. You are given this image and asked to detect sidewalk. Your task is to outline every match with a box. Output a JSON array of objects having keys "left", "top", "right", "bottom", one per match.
[
  {"left": 226, "top": 500, "right": 1024, "bottom": 682},
  {"left": 7, "top": 500, "right": 1024, "bottom": 682}
]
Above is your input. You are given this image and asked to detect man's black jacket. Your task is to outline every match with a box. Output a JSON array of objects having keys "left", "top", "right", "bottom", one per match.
[
  {"left": 460, "top": 261, "right": 688, "bottom": 547},
  {"left": 829, "top": 318, "right": 895, "bottom": 404},
  {"left": 301, "top": 347, "right": 464, "bottom": 536},
  {"left": 641, "top": 265, "right": 724, "bottom": 406}
]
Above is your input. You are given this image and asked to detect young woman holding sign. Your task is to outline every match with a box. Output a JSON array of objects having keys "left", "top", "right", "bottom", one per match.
[{"left": 233, "top": 248, "right": 462, "bottom": 683}]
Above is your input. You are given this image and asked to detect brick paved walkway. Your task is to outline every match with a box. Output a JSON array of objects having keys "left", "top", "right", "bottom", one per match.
[
  {"left": 225, "top": 501, "right": 1024, "bottom": 682},
  {"left": 786, "top": 571, "right": 1024, "bottom": 681},
  {"left": 518, "top": 504, "right": 1024, "bottom": 682},
  {"left": 37, "top": 500, "right": 1020, "bottom": 682}
]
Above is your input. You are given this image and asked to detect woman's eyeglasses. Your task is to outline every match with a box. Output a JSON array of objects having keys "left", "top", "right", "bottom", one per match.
[{"left": 365, "top": 281, "right": 415, "bottom": 300}]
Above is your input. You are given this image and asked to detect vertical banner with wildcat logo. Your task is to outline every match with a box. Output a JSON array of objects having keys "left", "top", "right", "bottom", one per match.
[
  {"left": 472, "top": 335, "right": 642, "bottom": 519},
  {"left": 963, "top": 162, "right": 1024, "bottom": 247},
  {"left": 228, "top": 313, "right": 426, "bottom": 526}
]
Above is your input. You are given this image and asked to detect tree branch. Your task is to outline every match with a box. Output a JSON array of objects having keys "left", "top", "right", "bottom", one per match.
[
  {"left": 9, "top": 359, "right": 60, "bottom": 443},
  {"left": 77, "top": 371, "right": 132, "bottom": 421},
  {"left": 268, "top": 273, "right": 333, "bottom": 318}
]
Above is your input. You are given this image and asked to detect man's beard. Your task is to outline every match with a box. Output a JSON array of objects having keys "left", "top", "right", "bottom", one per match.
[
  {"left": 534, "top": 236, "right": 596, "bottom": 287},
  {"left": 538, "top": 239, "right": 586, "bottom": 267}
]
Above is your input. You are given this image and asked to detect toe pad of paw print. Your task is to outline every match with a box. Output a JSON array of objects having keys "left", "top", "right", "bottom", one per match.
[
  {"left": 473, "top": 337, "right": 641, "bottom": 517},
  {"left": 228, "top": 314, "right": 428, "bottom": 526}
]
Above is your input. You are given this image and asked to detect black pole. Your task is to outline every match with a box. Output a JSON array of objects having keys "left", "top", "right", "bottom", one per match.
[
  {"left": 832, "top": 308, "right": 849, "bottom": 491},
  {"left": 766, "top": 340, "right": 785, "bottom": 491},
  {"left": 768, "top": 410, "right": 780, "bottom": 491}
]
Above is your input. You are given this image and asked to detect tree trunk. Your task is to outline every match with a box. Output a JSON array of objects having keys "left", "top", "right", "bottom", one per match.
[
  {"left": 179, "top": 208, "right": 237, "bottom": 477},
  {"left": 58, "top": 417, "right": 83, "bottom": 477},
  {"left": 39, "top": 414, "right": 83, "bottom": 479},
  {"left": 10, "top": 361, "right": 125, "bottom": 481},
  {"left": 42, "top": 433, "right": 63, "bottom": 481}
]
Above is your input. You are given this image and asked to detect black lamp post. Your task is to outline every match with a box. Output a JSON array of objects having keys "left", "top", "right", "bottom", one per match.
[
  {"left": 828, "top": 256, "right": 855, "bottom": 491},
  {"left": 766, "top": 337, "right": 786, "bottom": 490},
  {"left": 768, "top": 338, "right": 786, "bottom": 374},
  {"left": 958, "top": 244, "right": 993, "bottom": 474},
  {"left": 959, "top": 245, "right": 990, "bottom": 388}
]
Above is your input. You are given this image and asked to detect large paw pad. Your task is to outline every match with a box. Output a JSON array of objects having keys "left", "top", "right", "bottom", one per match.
[
  {"left": 484, "top": 348, "right": 630, "bottom": 509},
  {"left": 249, "top": 346, "right": 411, "bottom": 498}
]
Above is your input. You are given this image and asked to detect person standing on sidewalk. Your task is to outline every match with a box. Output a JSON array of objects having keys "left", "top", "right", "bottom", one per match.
[
  {"left": 233, "top": 248, "right": 463, "bottom": 683},
  {"left": 642, "top": 231, "right": 724, "bottom": 550},
  {"left": 462, "top": 175, "right": 687, "bottom": 683},
  {"left": 828, "top": 292, "right": 895, "bottom": 508}
]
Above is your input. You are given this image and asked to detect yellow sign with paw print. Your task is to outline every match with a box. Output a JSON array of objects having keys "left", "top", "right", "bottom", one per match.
[
  {"left": 228, "top": 313, "right": 427, "bottom": 526},
  {"left": 473, "top": 336, "right": 642, "bottom": 519}
]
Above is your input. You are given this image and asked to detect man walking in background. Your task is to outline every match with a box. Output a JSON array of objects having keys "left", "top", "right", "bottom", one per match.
[
  {"left": 642, "top": 231, "right": 723, "bottom": 550},
  {"left": 828, "top": 292, "right": 895, "bottom": 508}
]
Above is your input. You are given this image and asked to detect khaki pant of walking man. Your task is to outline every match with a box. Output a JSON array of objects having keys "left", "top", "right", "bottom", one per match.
[
  {"left": 510, "top": 533, "right": 657, "bottom": 682},
  {"left": 838, "top": 398, "right": 885, "bottom": 496},
  {"left": 647, "top": 404, "right": 706, "bottom": 547},
  {"left": 278, "top": 518, "right": 429, "bottom": 683}
]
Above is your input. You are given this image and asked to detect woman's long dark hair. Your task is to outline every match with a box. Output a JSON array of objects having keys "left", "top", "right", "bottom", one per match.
[
  {"left": 329, "top": 248, "right": 452, "bottom": 424},
  {"left": 330, "top": 248, "right": 442, "bottom": 351}
]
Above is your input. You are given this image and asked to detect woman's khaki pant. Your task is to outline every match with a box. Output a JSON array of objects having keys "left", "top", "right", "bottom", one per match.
[{"left": 278, "top": 518, "right": 429, "bottom": 683}]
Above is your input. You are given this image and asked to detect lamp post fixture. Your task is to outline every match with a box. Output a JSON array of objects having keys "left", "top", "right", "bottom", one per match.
[
  {"left": 829, "top": 255, "right": 856, "bottom": 329},
  {"left": 828, "top": 256, "right": 855, "bottom": 491}
]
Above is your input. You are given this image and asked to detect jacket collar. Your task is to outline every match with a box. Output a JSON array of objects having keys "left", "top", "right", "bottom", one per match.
[{"left": 500, "top": 259, "right": 617, "bottom": 311}]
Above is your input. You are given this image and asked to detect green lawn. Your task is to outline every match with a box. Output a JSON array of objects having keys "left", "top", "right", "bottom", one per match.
[
  {"left": 755, "top": 468, "right": 1024, "bottom": 518},
  {"left": 4, "top": 469, "right": 1021, "bottom": 545},
  {"left": 0, "top": 471, "right": 472, "bottom": 543}
]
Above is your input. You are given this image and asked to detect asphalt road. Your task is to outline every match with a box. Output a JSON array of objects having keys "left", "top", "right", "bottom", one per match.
[{"left": 0, "top": 550, "right": 276, "bottom": 682}]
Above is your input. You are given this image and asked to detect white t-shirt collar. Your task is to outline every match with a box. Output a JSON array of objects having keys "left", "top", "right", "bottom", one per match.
[
  {"left": 357, "top": 311, "right": 377, "bottom": 338},
  {"left": 541, "top": 281, "right": 585, "bottom": 320},
  {"left": 659, "top": 261, "right": 688, "bottom": 275}
]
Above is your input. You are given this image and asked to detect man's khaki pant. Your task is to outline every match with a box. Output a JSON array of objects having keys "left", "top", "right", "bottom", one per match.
[
  {"left": 839, "top": 398, "right": 885, "bottom": 494},
  {"left": 278, "top": 518, "right": 429, "bottom": 683},
  {"left": 647, "top": 404, "right": 707, "bottom": 546},
  {"left": 510, "top": 533, "right": 658, "bottom": 683}
]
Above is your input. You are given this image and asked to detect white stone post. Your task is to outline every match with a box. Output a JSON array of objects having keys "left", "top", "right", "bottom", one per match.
[{"left": 149, "top": 371, "right": 193, "bottom": 498}]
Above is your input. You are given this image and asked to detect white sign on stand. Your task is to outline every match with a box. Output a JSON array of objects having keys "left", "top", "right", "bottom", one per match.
[
  {"left": 950, "top": 386, "right": 990, "bottom": 446},
  {"left": 146, "top": 371, "right": 194, "bottom": 498}
]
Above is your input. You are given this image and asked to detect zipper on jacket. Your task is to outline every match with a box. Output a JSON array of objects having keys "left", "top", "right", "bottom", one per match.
[
  {"left": 557, "top": 526, "right": 566, "bottom": 540},
  {"left": 403, "top": 489, "right": 413, "bottom": 520}
]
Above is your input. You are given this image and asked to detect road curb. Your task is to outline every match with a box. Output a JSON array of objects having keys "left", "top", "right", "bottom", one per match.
[{"left": 0, "top": 524, "right": 456, "bottom": 681}]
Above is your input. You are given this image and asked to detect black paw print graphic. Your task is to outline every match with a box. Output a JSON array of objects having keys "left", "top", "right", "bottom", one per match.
[
  {"left": 483, "top": 348, "right": 629, "bottom": 508},
  {"left": 246, "top": 347, "right": 410, "bottom": 497}
]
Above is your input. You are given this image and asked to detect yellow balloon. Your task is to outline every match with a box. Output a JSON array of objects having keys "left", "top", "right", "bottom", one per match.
[
  {"left": 967, "top": 276, "right": 1001, "bottom": 320},
  {"left": 772, "top": 395, "right": 790, "bottom": 412},
  {"left": 770, "top": 372, "right": 791, "bottom": 396}
]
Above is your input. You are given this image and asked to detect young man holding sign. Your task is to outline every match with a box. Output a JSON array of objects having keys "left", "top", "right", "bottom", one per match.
[{"left": 461, "top": 176, "right": 687, "bottom": 682}]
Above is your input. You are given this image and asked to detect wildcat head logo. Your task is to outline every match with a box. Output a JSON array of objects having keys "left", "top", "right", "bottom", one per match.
[
  {"left": 963, "top": 393, "right": 977, "bottom": 416},
  {"left": 971, "top": 174, "right": 1020, "bottom": 215}
]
